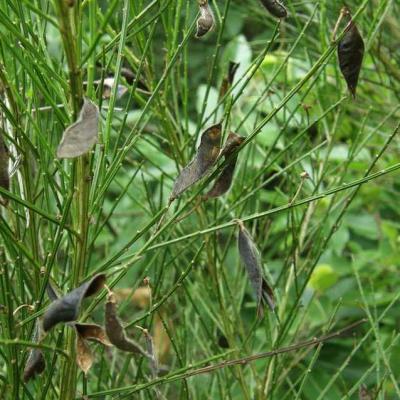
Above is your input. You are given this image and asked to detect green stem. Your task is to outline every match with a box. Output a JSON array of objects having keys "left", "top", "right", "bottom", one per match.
[{"left": 53, "top": 0, "right": 87, "bottom": 399}]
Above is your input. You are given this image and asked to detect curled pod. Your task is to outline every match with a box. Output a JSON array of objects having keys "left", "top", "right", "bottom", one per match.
[
  {"left": 105, "top": 291, "right": 147, "bottom": 356},
  {"left": 196, "top": 0, "right": 215, "bottom": 38},
  {"left": 23, "top": 322, "right": 46, "bottom": 382},
  {"left": 170, "top": 123, "right": 221, "bottom": 201},
  {"left": 237, "top": 221, "right": 275, "bottom": 318},
  {"left": 42, "top": 274, "right": 106, "bottom": 332},
  {"left": 260, "top": 0, "right": 287, "bottom": 19},
  {"left": 337, "top": 10, "right": 364, "bottom": 98},
  {"left": 204, "top": 133, "right": 244, "bottom": 199}
]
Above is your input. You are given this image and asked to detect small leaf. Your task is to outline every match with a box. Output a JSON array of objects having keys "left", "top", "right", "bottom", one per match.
[
  {"left": 204, "top": 132, "right": 244, "bottom": 199},
  {"left": 0, "top": 133, "right": 9, "bottom": 205},
  {"left": 338, "top": 8, "right": 364, "bottom": 98},
  {"left": 23, "top": 323, "right": 45, "bottom": 382},
  {"left": 170, "top": 123, "right": 221, "bottom": 201},
  {"left": 105, "top": 291, "right": 147, "bottom": 356},
  {"left": 237, "top": 221, "right": 275, "bottom": 318},
  {"left": 76, "top": 334, "right": 93, "bottom": 375},
  {"left": 219, "top": 61, "right": 239, "bottom": 98},
  {"left": 43, "top": 274, "right": 106, "bottom": 332},
  {"left": 74, "top": 323, "right": 112, "bottom": 347},
  {"left": 57, "top": 97, "right": 99, "bottom": 159},
  {"left": 260, "top": 0, "right": 287, "bottom": 18},
  {"left": 196, "top": 1, "right": 215, "bottom": 38}
]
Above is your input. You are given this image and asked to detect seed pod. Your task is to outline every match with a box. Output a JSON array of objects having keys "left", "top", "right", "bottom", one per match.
[
  {"left": 196, "top": 0, "right": 215, "bottom": 38},
  {"left": 237, "top": 221, "right": 275, "bottom": 318},
  {"left": 76, "top": 333, "right": 93, "bottom": 375},
  {"left": 170, "top": 123, "right": 221, "bottom": 201},
  {"left": 74, "top": 323, "right": 111, "bottom": 347},
  {"left": 0, "top": 133, "right": 9, "bottom": 205},
  {"left": 260, "top": 0, "right": 287, "bottom": 18},
  {"left": 42, "top": 274, "right": 106, "bottom": 332},
  {"left": 143, "top": 329, "right": 158, "bottom": 378},
  {"left": 337, "top": 9, "right": 364, "bottom": 98},
  {"left": 204, "top": 132, "right": 244, "bottom": 199},
  {"left": 57, "top": 97, "right": 99, "bottom": 158},
  {"left": 105, "top": 291, "right": 147, "bottom": 356},
  {"left": 219, "top": 62, "right": 239, "bottom": 98},
  {"left": 23, "top": 323, "right": 45, "bottom": 382}
]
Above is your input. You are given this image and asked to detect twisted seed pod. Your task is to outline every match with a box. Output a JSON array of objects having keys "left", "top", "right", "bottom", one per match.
[
  {"left": 105, "top": 291, "right": 147, "bottom": 356},
  {"left": 23, "top": 322, "right": 45, "bottom": 382},
  {"left": 196, "top": 1, "right": 215, "bottom": 38},
  {"left": 204, "top": 133, "right": 244, "bottom": 199},
  {"left": 338, "top": 12, "right": 364, "bottom": 98},
  {"left": 42, "top": 274, "right": 106, "bottom": 332},
  {"left": 170, "top": 123, "right": 221, "bottom": 201},
  {"left": 237, "top": 221, "right": 275, "bottom": 318},
  {"left": 260, "top": 0, "right": 287, "bottom": 18}
]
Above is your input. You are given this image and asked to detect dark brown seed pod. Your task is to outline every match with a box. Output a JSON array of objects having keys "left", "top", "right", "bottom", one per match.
[
  {"left": 23, "top": 323, "right": 45, "bottom": 382},
  {"left": 105, "top": 291, "right": 147, "bottom": 356},
  {"left": 338, "top": 9, "right": 364, "bottom": 98},
  {"left": 42, "top": 274, "right": 106, "bottom": 332},
  {"left": 196, "top": 0, "right": 215, "bottom": 38},
  {"left": 0, "top": 133, "right": 9, "bottom": 205},
  {"left": 237, "top": 221, "right": 275, "bottom": 318},
  {"left": 219, "top": 62, "right": 240, "bottom": 98},
  {"left": 170, "top": 123, "right": 221, "bottom": 201},
  {"left": 260, "top": 0, "right": 287, "bottom": 18},
  {"left": 204, "top": 133, "right": 244, "bottom": 199}
]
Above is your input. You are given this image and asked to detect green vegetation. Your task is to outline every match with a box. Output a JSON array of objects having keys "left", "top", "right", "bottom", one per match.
[{"left": 0, "top": 0, "right": 399, "bottom": 399}]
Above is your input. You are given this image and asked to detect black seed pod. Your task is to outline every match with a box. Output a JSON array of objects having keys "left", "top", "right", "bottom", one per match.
[
  {"left": 338, "top": 10, "right": 364, "bottom": 98},
  {"left": 260, "top": 0, "right": 287, "bottom": 19}
]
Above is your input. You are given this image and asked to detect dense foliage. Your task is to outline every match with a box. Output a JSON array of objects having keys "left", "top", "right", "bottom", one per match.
[{"left": 0, "top": 0, "right": 399, "bottom": 399}]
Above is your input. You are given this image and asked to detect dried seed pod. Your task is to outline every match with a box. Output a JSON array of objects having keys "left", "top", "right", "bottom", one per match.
[
  {"left": 23, "top": 323, "right": 45, "bottom": 382},
  {"left": 105, "top": 291, "right": 147, "bottom": 356},
  {"left": 170, "top": 123, "right": 221, "bottom": 201},
  {"left": 76, "top": 334, "right": 93, "bottom": 375},
  {"left": 143, "top": 329, "right": 158, "bottom": 378},
  {"left": 0, "top": 133, "right": 9, "bottom": 205},
  {"left": 260, "top": 0, "right": 287, "bottom": 18},
  {"left": 219, "top": 62, "right": 240, "bottom": 99},
  {"left": 196, "top": 0, "right": 215, "bottom": 38},
  {"left": 337, "top": 8, "right": 364, "bottom": 98},
  {"left": 237, "top": 221, "right": 275, "bottom": 318},
  {"left": 204, "top": 132, "right": 244, "bottom": 199},
  {"left": 74, "top": 323, "right": 112, "bottom": 346},
  {"left": 57, "top": 97, "right": 99, "bottom": 158},
  {"left": 42, "top": 274, "right": 106, "bottom": 332}
]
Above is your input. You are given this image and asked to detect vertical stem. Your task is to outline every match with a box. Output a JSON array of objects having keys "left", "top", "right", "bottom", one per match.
[{"left": 53, "top": 0, "right": 88, "bottom": 399}]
